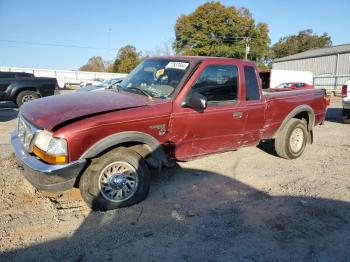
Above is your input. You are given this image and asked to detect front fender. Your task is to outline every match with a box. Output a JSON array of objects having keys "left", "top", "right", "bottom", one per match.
[{"left": 79, "top": 131, "right": 168, "bottom": 167}]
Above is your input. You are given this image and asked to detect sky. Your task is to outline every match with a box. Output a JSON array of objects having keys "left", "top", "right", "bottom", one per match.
[{"left": 0, "top": 0, "right": 349, "bottom": 70}]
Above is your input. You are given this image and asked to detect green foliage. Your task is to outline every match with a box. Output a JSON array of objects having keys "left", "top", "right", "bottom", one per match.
[
  {"left": 79, "top": 56, "right": 105, "bottom": 72},
  {"left": 256, "top": 61, "right": 271, "bottom": 71},
  {"left": 173, "top": 2, "right": 270, "bottom": 61},
  {"left": 112, "top": 45, "right": 141, "bottom": 73},
  {"left": 271, "top": 29, "right": 332, "bottom": 59}
]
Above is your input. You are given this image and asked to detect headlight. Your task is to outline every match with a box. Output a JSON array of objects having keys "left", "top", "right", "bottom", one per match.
[
  {"left": 17, "top": 117, "right": 34, "bottom": 151},
  {"left": 33, "top": 130, "right": 68, "bottom": 164}
]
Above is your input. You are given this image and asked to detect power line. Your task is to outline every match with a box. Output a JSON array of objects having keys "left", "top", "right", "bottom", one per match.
[{"left": 0, "top": 39, "right": 119, "bottom": 51}]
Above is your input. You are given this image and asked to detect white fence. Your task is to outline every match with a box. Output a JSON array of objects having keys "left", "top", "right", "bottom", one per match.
[{"left": 0, "top": 66, "right": 127, "bottom": 86}]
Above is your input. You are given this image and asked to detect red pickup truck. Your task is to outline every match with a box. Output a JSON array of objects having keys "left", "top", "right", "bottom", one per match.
[{"left": 12, "top": 56, "right": 327, "bottom": 210}]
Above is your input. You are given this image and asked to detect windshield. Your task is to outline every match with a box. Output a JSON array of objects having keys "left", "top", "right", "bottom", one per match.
[{"left": 119, "top": 59, "right": 190, "bottom": 99}]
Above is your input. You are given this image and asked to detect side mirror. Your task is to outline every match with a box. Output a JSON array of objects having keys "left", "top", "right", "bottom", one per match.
[{"left": 182, "top": 92, "right": 207, "bottom": 110}]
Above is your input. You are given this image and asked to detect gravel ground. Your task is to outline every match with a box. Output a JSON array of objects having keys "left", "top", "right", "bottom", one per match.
[{"left": 0, "top": 98, "right": 349, "bottom": 261}]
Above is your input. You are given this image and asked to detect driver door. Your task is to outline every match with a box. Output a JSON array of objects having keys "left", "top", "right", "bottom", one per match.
[{"left": 169, "top": 63, "right": 245, "bottom": 160}]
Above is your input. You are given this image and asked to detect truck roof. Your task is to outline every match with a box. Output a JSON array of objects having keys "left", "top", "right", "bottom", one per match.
[
  {"left": 0, "top": 71, "right": 34, "bottom": 78},
  {"left": 148, "top": 56, "right": 256, "bottom": 66}
]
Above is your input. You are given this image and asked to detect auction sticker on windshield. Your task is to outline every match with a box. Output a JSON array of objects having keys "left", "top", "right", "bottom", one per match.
[{"left": 165, "top": 62, "right": 189, "bottom": 70}]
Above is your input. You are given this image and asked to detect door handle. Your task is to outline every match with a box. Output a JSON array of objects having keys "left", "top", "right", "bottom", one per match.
[{"left": 233, "top": 112, "right": 243, "bottom": 119}]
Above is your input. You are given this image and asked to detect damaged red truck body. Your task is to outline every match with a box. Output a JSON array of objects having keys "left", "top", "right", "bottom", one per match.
[{"left": 12, "top": 56, "right": 327, "bottom": 210}]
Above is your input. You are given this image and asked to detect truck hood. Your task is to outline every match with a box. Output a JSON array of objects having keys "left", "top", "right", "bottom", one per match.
[{"left": 20, "top": 90, "right": 150, "bottom": 131}]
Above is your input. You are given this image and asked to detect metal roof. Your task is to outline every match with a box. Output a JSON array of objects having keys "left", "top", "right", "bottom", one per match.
[{"left": 273, "top": 43, "right": 350, "bottom": 62}]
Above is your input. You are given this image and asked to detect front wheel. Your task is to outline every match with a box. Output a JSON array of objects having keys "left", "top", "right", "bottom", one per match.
[
  {"left": 16, "top": 91, "right": 39, "bottom": 107},
  {"left": 79, "top": 147, "right": 151, "bottom": 211},
  {"left": 275, "top": 119, "right": 308, "bottom": 159}
]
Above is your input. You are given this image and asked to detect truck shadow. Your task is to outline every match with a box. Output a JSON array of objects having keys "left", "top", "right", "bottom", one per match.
[
  {"left": 325, "top": 107, "right": 343, "bottom": 124},
  {"left": 256, "top": 139, "right": 278, "bottom": 157},
  {"left": 2, "top": 161, "right": 350, "bottom": 261},
  {"left": 0, "top": 102, "right": 18, "bottom": 122}
]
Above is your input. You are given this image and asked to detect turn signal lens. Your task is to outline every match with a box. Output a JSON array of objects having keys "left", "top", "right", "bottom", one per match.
[{"left": 33, "top": 145, "right": 68, "bottom": 164}]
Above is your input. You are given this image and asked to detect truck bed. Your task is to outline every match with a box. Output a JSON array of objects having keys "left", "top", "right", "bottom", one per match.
[{"left": 261, "top": 88, "right": 327, "bottom": 139}]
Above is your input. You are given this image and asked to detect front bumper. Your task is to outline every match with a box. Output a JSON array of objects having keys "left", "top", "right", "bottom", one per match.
[{"left": 11, "top": 132, "right": 86, "bottom": 192}]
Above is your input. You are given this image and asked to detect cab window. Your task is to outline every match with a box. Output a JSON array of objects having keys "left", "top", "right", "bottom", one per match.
[
  {"left": 244, "top": 66, "right": 260, "bottom": 101},
  {"left": 188, "top": 65, "right": 238, "bottom": 105},
  {"left": 16, "top": 73, "right": 33, "bottom": 77}
]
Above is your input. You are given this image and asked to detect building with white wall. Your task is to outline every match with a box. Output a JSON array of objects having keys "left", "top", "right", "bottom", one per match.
[{"left": 272, "top": 44, "right": 350, "bottom": 90}]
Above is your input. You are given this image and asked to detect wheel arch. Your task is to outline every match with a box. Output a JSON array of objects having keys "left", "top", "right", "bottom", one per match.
[
  {"left": 273, "top": 105, "right": 315, "bottom": 138},
  {"left": 79, "top": 131, "right": 168, "bottom": 168},
  {"left": 8, "top": 85, "right": 41, "bottom": 101}
]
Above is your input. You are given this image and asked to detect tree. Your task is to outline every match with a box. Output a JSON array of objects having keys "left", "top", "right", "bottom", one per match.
[
  {"left": 79, "top": 56, "right": 106, "bottom": 72},
  {"left": 153, "top": 40, "right": 174, "bottom": 56},
  {"left": 112, "top": 45, "right": 141, "bottom": 73},
  {"left": 271, "top": 29, "right": 332, "bottom": 59},
  {"left": 173, "top": 2, "right": 270, "bottom": 61}
]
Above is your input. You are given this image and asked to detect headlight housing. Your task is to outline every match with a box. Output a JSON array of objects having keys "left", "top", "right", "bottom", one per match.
[
  {"left": 33, "top": 130, "right": 68, "bottom": 164},
  {"left": 17, "top": 116, "right": 35, "bottom": 151}
]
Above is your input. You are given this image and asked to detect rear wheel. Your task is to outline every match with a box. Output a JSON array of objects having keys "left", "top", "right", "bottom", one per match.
[
  {"left": 79, "top": 147, "right": 151, "bottom": 211},
  {"left": 275, "top": 119, "right": 308, "bottom": 159},
  {"left": 16, "top": 91, "right": 39, "bottom": 107}
]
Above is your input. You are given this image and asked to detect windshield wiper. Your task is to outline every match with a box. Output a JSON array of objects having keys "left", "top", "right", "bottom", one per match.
[
  {"left": 112, "top": 83, "right": 122, "bottom": 92},
  {"left": 126, "top": 87, "right": 153, "bottom": 100}
]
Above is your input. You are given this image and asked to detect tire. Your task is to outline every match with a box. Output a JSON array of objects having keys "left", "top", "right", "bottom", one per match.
[
  {"left": 342, "top": 109, "right": 350, "bottom": 124},
  {"left": 16, "top": 91, "right": 39, "bottom": 107},
  {"left": 79, "top": 147, "right": 151, "bottom": 211},
  {"left": 275, "top": 119, "right": 308, "bottom": 159}
]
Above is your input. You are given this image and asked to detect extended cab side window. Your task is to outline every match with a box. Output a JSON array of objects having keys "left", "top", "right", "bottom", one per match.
[
  {"left": 188, "top": 65, "right": 238, "bottom": 105},
  {"left": 16, "top": 73, "right": 33, "bottom": 78},
  {"left": 244, "top": 66, "right": 260, "bottom": 101}
]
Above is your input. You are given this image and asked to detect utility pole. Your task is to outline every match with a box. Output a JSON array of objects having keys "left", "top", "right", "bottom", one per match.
[{"left": 244, "top": 37, "right": 250, "bottom": 60}]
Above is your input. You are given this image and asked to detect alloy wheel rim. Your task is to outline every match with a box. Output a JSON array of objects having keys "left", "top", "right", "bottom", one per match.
[
  {"left": 98, "top": 161, "right": 138, "bottom": 202},
  {"left": 22, "top": 95, "right": 35, "bottom": 103}
]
